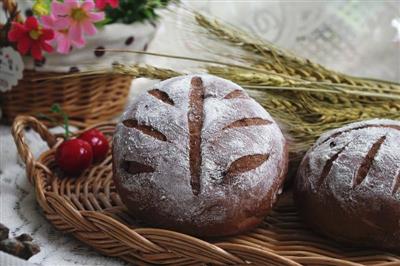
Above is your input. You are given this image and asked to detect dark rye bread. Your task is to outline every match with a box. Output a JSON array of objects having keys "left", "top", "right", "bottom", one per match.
[
  {"left": 112, "top": 74, "right": 288, "bottom": 237},
  {"left": 294, "top": 119, "right": 400, "bottom": 253}
]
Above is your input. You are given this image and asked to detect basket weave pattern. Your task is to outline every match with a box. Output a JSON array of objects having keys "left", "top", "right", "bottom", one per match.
[
  {"left": 1, "top": 71, "right": 132, "bottom": 126},
  {"left": 11, "top": 116, "right": 400, "bottom": 265},
  {"left": 1, "top": 0, "right": 132, "bottom": 125}
]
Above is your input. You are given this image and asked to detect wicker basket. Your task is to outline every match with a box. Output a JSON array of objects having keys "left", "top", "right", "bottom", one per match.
[
  {"left": 1, "top": 70, "right": 132, "bottom": 126},
  {"left": 11, "top": 116, "right": 400, "bottom": 266},
  {"left": 0, "top": 0, "right": 133, "bottom": 126}
]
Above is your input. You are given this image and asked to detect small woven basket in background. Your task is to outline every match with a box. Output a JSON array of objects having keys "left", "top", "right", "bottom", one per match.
[
  {"left": 0, "top": 0, "right": 132, "bottom": 126},
  {"left": 0, "top": 70, "right": 132, "bottom": 126}
]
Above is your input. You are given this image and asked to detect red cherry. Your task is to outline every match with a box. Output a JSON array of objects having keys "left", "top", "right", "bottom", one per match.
[
  {"left": 78, "top": 129, "right": 109, "bottom": 163},
  {"left": 56, "top": 139, "right": 93, "bottom": 176}
]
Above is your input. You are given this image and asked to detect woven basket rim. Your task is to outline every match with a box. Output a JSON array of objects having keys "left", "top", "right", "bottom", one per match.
[
  {"left": 0, "top": 69, "right": 132, "bottom": 127},
  {"left": 11, "top": 115, "right": 400, "bottom": 266}
]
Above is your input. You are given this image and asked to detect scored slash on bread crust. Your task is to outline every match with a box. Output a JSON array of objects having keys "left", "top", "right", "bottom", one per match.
[
  {"left": 223, "top": 118, "right": 272, "bottom": 130},
  {"left": 122, "top": 119, "right": 167, "bottom": 141},
  {"left": 122, "top": 160, "right": 154, "bottom": 174},
  {"left": 148, "top": 88, "right": 175, "bottom": 106},
  {"left": 223, "top": 154, "right": 270, "bottom": 184},
  {"left": 188, "top": 77, "right": 205, "bottom": 196},
  {"left": 223, "top": 89, "right": 249, "bottom": 99},
  {"left": 317, "top": 142, "right": 351, "bottom": 187},
  {"left": 352, "top": 135, "right": 386, "bottom": 188}
]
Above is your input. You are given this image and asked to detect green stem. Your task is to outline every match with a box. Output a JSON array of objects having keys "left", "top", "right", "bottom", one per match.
[
  {"left": 51, "top": 104, "right": 70, "bottom": 139},
  {"left": 63, "top": 112, "right": 70, "bottom": 140}
]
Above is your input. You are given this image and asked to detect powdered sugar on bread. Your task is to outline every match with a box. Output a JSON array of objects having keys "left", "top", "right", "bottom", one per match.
[
  {"left": 302, "top": 119, "right": 400, "bottom": 204},
  {"left": 295, "top": 119, "right": 400, "bottom": 252},
  {"left": 112, "top": 74, "right": 288, "bottom": 236}
]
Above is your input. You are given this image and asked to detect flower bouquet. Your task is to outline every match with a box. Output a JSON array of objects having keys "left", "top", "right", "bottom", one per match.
[{"left": 0, "top": 0, "right": 171, "bottom": 126}]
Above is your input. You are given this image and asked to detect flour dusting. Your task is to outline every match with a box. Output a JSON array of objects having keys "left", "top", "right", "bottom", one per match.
[
  {"left": 112, "top": 74, "right": 287, "bottom": 230},
  {"left": 301, "top": 119, "right": 400, "bottom": 208}
]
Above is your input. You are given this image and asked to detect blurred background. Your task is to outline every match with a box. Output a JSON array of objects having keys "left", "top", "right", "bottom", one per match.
[{"left": 150, "top": 0, "right": 400, "bottom": 82}]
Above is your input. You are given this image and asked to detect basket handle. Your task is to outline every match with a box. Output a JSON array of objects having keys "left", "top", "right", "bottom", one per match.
[
  {"left": 1, "top": 0, "right": 18, "bottom": 18},
  {"left": 0, "top": 0, "right": 20, "bottom": 35},
  {"left": 12, "top": 115, "right": 58, "bottom": 183},
  {"left": 2, "top": 0, "right": 17, "bottom": 11}
]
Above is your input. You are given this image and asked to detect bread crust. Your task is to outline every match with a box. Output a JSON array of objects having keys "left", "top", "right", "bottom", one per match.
[
  {"left": 294, "top": 119, "right": 400, "bottom": 253},
  {"left": 112, "top": 74, "right": 288, "bottom": 237}
]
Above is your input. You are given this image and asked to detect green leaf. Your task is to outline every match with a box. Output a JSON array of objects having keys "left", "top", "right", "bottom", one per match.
[
  {"left": 104, "top": 0, "right": 174, "bottom": 25},
  {"left": 51, "top": 103, "right": 62, "bottom": 114},
  {"left": 95, "top": 17, "right": 112, "bottom": 28}
]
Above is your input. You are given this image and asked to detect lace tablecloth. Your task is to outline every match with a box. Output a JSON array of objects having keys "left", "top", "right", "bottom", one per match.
[{"left": 0, "top": 1, "right": 399, "bottom": 265}]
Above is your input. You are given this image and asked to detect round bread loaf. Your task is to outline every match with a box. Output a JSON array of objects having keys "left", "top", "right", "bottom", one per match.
[
  {"left": 112, "top": 74, "right": 288, "bottom": 237},
  {"left": 294, "top": 119, "right": 400, "bottom": 252}
]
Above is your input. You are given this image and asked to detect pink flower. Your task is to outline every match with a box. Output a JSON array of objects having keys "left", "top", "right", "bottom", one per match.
[
  {"left": 95, "top": 0, "right": 119, "bottom": 10},
  {"left": 41, "top": 15, "right": 75, "bottom": 54},
  {"left": 43, "top": 0, "right": 104, "bottom": 49}
]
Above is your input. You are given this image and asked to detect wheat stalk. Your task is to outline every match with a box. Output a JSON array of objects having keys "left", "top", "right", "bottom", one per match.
[
  {"left": 65, "top": 8, "right": 400, "bottom": 156},
  {"left": 110, "top": 60, "right": 399, "bottom": 155},
  {"left": 193, "top": 12, "right": 400, "bottom": 90}
]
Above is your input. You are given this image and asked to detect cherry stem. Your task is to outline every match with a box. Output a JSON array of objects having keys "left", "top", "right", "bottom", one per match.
[{"left": 52, "top": 104, "right": 70, "bottom": 139}]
